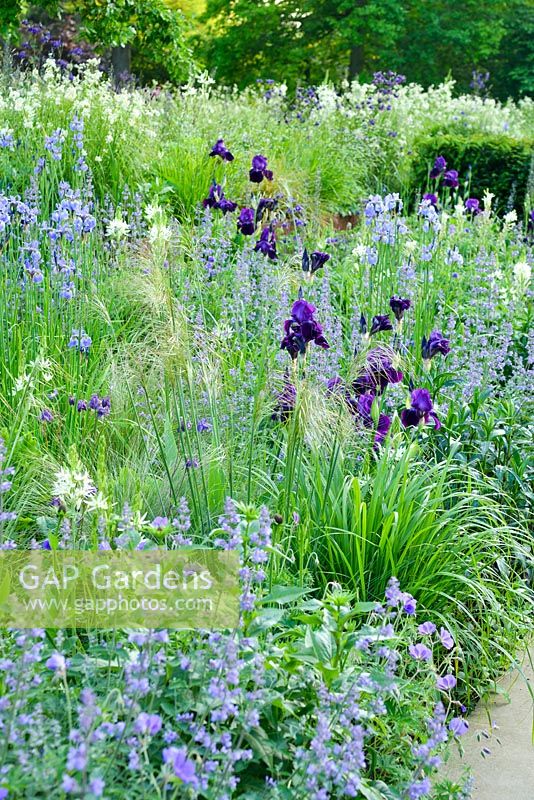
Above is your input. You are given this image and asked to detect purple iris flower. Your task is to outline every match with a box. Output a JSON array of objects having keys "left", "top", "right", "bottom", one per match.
[
  {"left": 465, "top": 197, "right": 480, "bottom": 214},
  {"left": 254, "top": 227, "right": 277, "bottom": 260},
  {"left": 202, "top": 184, "right": 237, "bottom": 214},
  {"left": 421, "top": 330, "right": 450, "bottom": 360},
  {"left": 369, "top": 314, "right": 393, "bottom": 336},
  {"left": 401, "top": 388, "right": 441, "bottom": 430},
  {"left": 389, "top": 296, "right": 411, "bottom": 322},
  {"left": 423, "top": 192, "right": 438, "bottom": 207},
  {"left": 209, "top": 138, "right": 234, "bottom": 162},
  {"left": 429, "top": 155, "right": 446, "bottom": 179},
  {"left": 249, "top": 154, "right": 273, "bottom": 183},
  {"left": 255, "top": 197, "right": 277, "bottom": 224},
  {"left": 443, "top": 169, "right": 459, "bottom": 188},
  {"left": 272, "top": 378, "right": 296, "bottom": 422},
  {"left": 352, "top": 350, "right": 403, "bottom": 396},
  {"left": 281, "top": 299, "right": 329, "bottom": 359},
  {"left": 237, "top": 207, "right": 255, "bottom": 235},
  {"left": 40, "top": 408, "right": 54, "bottom": 423},
  {"left": 356, "top": 393, "right": 391, "bottom": 446},
  {"left": 309, "top": 250, "right": 330, "bottom": 273}
]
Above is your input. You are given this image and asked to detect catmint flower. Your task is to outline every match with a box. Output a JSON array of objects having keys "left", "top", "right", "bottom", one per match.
[
  {"left": 429, "top": 155, "right": 446, "bottom": 179},
  {"left": 443, "top": 169, "right": 459, "bottom": 188},
  {"left": 254, "top": 226, "right": 277, "bottom": 259},
  {"left": 88, "top": 778, "right": 105, "bottom": 798},
  {"left": 421, "top": 330, "right": 450, "bottom": 362},
  {"left": 437, "top": 674, "right": 457, "bottom": 691},
  {"left": 150, "top": 517, "right": 169, "bottom": 531},
  {"left": 249, "top": 154, "right": 273, "bottom": 183},
  {"left": 465, "top": 197, "right": 481, "bottom": 214},
  {"left": 408, "top": 778, "right": 432, "bottom": 799},
  {"left": 408, "top": 643, "right": 432, "bottom": 661},
  {"left": 162, "top": 746, "right": 198, "bottom": 785},
  {"left": 209, "top": 138, "right": 234, "bottom": 161},
  {"left": 389, "top": 295, "right": 411, "bottom": 322},
  {"left": 401, "top": 389, "right": 441, "bottom": 430},
  {"left": 134, "top": 712, "right": 162, "bottom": 735},
  {"left": 237, "top": 207, "right": 255, "bottom": 235},
  {"left": 449, "top": 717, "right": 469, "bottom": 736},
  {"left": 440, "top": 627, "right": 454, "bottom": 650}
]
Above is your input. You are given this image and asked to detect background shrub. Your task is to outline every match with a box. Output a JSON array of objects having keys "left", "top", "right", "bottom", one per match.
[{"left": 410, "top": 133, "right": 534, "bottom": 214}]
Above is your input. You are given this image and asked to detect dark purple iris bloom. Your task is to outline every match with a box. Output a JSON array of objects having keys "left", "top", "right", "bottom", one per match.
[
  {"left": 352, "top": 350, "right": 403, "bottom": 396},
  {"left": 401, "top": 388, "right": 441, "bottom": 430},
  {"left": 528, "top": 210, "right": 534, "bottom": 235},
  {"left": 256, "top": 197, "right": 277, "bottom": 224},
  {"left": 465, "top": 197, "right": 480, "bottom": 214},
  {"left": 369, "top": 314, "right": 393, "bottom": 336},
  {"left": 272, "top": 378, "right": 296, "bottom": 422},
  {"left": 421, "top": 330, "right": 451, "bottom": 360},
  {"left": 202, "top": 184, "right": 237, "bottom": 214},
  {"left": 443, "top": 170, "right": 459, "bottom": 189},
  {"left": 429, "top": 155, "right": 447, "bottom": 179},
  {"left": 423, "top": 193, "right": 438, "bottom": 208},
  {"left": 209, "top": 138, "right": 234, "bottom": 162},
  {"left": 249, "top": 154, "right": 273, "bottom": 183},
  {"left": 389, "top": 296, "right": 411, "bottom": 322},
  {"left": 356, "top": 393, "right": 391, "bottom": 446},
  {"left": 310, "top": 250, "right": 330, "bottom": 273},
  {"left": 237, "top": 207, "right": 255, "bottom": 235},
  {"left": 254, "top": 227, "right": 277, "bottom": 260},
  {"left": 281, "top": 299, "right": 329, "bottom": 359}
]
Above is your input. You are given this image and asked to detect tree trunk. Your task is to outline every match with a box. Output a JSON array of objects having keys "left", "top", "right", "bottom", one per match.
[
  {"left": 349, "top": 44, "right": 364, "bottom": 79},
  {"left": 111, "top": 44, "right": 131, "bottom": 82}
]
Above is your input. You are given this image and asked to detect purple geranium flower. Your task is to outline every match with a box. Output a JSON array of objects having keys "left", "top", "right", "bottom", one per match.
[
  {"left": 409, "top": 643, "right": 432, "bottom": 661},
  {"left": 162, "top": 746, "right": 197, "bottom": 785},
  {"left": 249, "top": 154, "right": 273, "bottom": 183},
  {"left": 237, "top": 207, "right": 255, "bottom": 235},
  {"left": 418, "top": 621, "right": 436, "bottom": 635},
  {"left": 465, "top": 197, "right": 480, "bottom": 214},
  {"left": 209, "top": 138, "right": 234, "bottom": 162},
  {"left": 449, "top": 717, "right": 469, "bottom": 737},
  {"left": 440, "top": 627, "right": 455, "bottom": 650},
  {"left": 429, "top": 155, "right": 447, "bottom": 179},
  {"left": 389, "top": 295, "right": 411, "bottom": 322},
  {"left": 437, "top": 674, "right": 457, "bottom": 691},
  {"left": 443, "top": 169, "right": 459, "bottom": 188},
  {"left": 421, "top": 330, "right": 451, "bottom": 360},
  {"left": 401, "top": 388, "right": 441, "bottom": 430},
  {"left": 369, "top": 314, "right": 393, "bottom": 336},
  {"left": 254, "top": 227, "right": 277, "bottom": 260}
]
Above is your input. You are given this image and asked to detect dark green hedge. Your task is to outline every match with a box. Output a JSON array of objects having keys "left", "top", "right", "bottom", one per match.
[{"left": 410, "top": 133, "right": 534, "bottom": 214}]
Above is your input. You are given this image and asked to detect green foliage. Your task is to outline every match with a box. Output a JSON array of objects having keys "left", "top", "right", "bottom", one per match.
[
  {"left": 410, "top": 133, "right": 534, "bottom": 214},
  {"left": 76, "top": 0, "right": 194, "bottom": 82}
]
